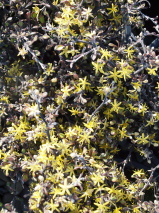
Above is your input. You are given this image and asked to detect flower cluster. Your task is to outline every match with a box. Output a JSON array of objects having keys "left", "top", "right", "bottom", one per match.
[{"left": 0, "top": 0, "right": 159, "bottom": 212}]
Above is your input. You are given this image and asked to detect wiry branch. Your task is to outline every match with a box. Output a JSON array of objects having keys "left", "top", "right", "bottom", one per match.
[
  {"left": 66, "top": 49, "right": 95, "bottom": 68},
  {"left": 88, "top": 81, "right": 116, "bottom": 123},
  {"left": 35, "top": 98, "right": 51, "bottom": 142},
  {"left": 23, "top": 41, "right": 47, "bottom": 72},
  {"left": 139, "top": 164, "right": 159, "bottom": 198}
]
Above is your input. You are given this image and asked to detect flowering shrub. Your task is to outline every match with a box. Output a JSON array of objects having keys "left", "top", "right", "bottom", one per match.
[{"left": 1, "top": 0, "right": 159, "bottom": 212}]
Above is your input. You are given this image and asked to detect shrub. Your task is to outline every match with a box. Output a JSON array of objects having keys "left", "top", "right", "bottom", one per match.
[{"left": 1, "top": 0, "right": 159, "bottom": 212}]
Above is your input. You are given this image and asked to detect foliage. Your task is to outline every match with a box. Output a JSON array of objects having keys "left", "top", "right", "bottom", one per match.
[{"left": 1, "top": 0, "right": 159, "bottom": 212}]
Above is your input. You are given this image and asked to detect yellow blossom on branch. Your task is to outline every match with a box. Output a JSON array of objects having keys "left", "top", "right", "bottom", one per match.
[
  {"left": 110, "top": 99, "right": 123, "bottom": 113},
  {"left": 132, "top": 169, "right": 145, "bottom": 178},
  {"left": 61, "top": 84, "right": 73, "bottom": 99},
  {"left": 78, "top": 130, "right": 93, "bottom": 144},
  {"left": 1, "top": 163, "right": 13, "bottom": 176},
  {"left": 146, "top": 66, "right": 158, "bottom": 76},
  {"left": 77, "top": 76, "right": 91, "bottom": 90},
  {"left": 107, "top": 3, "right": 118, "bottom": 15},
  {"left": 17, "top": 46, "right": 28, "bottom": 59},
  {"left": 100, "top": 48, "right": 112, "bottom": 60},
  {"left": 124, "top": 46, "right": 135, "bottom": 59},
  {"left": 59, "top": 178, "right": 73, "bottom": 195},
  {"left": 118, "top": 65, "right": 134, "bottom": 81},
  {"left": 45, "top": 199, "right": 60, "bottom": 212},
  {"left": 108, "top": 67, "right": 121, "bottom": 82},
  {"left": 136, "top": 133, "right": 149, "bottom": 145},
  {"left": 109, "top": 14, "right": 122, "bottom": 24},
  {"left": 80, "top": 188, "right": 94, "bottom": 202},
  {"left": 138, "top": 103, "right": 148, "bottom": 116},
  {"left": 82, "top": 7, "right": 93, "bottom": 20},
  {"left": 92, "top": 60, "right": 105, "bottom": 75}
]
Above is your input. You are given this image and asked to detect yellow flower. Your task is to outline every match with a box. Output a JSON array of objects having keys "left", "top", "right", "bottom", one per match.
[
  {"left": 138, "top": 103, "right": 148, "bottom": 116},
  {"left": 78, "top": 131, "right": 93, "bottom": 144},
  {"left": 60, "top": 46, "right": 79, "bottom": 57},
  {"left": 118, "top": 127, "right": 128, "bottom": 139},
  {"left": 80, "top": 188, "right": 94, "bottom": 202},
  {"left": 113, "top": 207, "right": 122, "bottom": 213},
  {"left": 77, "top": 76, "right": 91, "bottom": 90},
  {"left": 107, "top": 3, "right": 118, "bottom": 15},
  {"left": 45, "top": 199, "right": 60, "bottom": 212},
  {"left": 132, "top": 81, "right": 142, "bottom": 91},
  {"left": 136, "top": 133, "right": 149, "bottom": 145},
  {"left": 100, "top": 48, "right": 112, "bottom": 60},
  {"left": 132, "top": 169, "right": 145, "bottom": 178},
  {"left": 124, "top": 46, "right": 135, "bottom": 59},
  {"left": 7, "top": 120, "right": 29, "bottom": 141},
  {"left": 65, "top": 127, "right": 77, "bottom": 139},
  {"left": 61, "top": 84, "right": 73, "bottom": 99},
  {"left": 118, "top": 65, "right": 133, "bottom": 81},
  {"left": 44, "top": 63, "right": 55, "bottom": 76},
  {"left": 83, "top": 120, "right": 97, "bottom": 132},
  {"left": 49, "top": 187, "right": 63, "bottom": 198},
  {"left": 32, "top": 6, "right": 40, "bottom": 20},
  {"left": 1, "top": 163, "right": 13, "bottom": 176},
  {"left": 94, "top": 200, "right": 110, "bottom": 212},
  {"left": 0, "top": 96, "right": 10, "bottom": 103},
  {"left": 69, "top": 108, "right": 83, "bottom": 116},
  {"left": 56, "top": 139, "right": 71, "bottom": 156},
  {"left": 108, "top": 67, "right": 121, "bottom": 82},
  {"left": 59, "top": 178, "right": 73, "bottom": 195},
  {"left": 146, "top": 66, "right": 158, "bottom": 76},
  {"left": 17, "top": 46, "right": 28, "bottom": 59},
  {"left": 27, "top": 103, "right": 40, "bottom": 118},
  {"left": 109, "top": 14, "right": 122, "bottom": 24},
  {"left": 30, "top": 184, "right": 43, "bottom": 207},
  {"left": 127, "top": 90, "right": 139, "bottom": 100},
  {"left": 110, "top": 99, "right": 123, "bottom": 113},
  {"left": 96, "top": 86, "right": 106, "bottom": 100},
  {"left": 27, "top": 162, "right": 43, "bottom": 175},
  {"left": 82, "top": 7, "right": 93, "bottom": 20},
  {"left": 133, "top": 207, "right": 140, "bottom": 213},
  {"left": 91, "top": 172, "right": 105, "bottom": 186},
  {"left": 92, "top": 60, "right": 105, "bottom": 75},
  {"left": 105, "top": 185, "right": 124, "bottom": 201}
]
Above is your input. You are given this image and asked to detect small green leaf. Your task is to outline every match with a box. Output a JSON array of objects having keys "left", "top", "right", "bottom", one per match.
[{"left": 39, "top": 15, "right": 45, "bottom": 24}]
